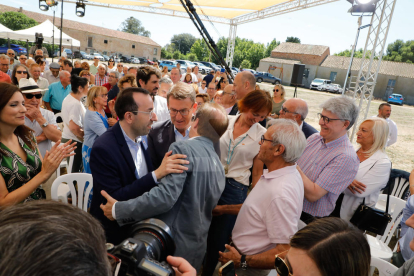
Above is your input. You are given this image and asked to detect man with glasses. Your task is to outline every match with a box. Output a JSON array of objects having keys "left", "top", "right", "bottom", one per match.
[
  {"left": 220, "top": 84, "right": 237, "bottom": 114},
  {"left": 43, "top": 70, "right": 72, "bottom": 114},
  {"left": 216, "top": 119, "right": 307, "bottom": 276},
  {"left": 6, "top": 49, "right": 17, "bottom": 71},
  {"left": 43, "top": 62, "right": 61, "bottom": 85},
  {"left": 278, "top": 98, "right": 318, "bottom": 139},
  {"left": 116, "top": 63, "right": 124, "bottom": 76},
  {"left": 103, "top": 71, "right": 119, "bottom": 117},
  {"left": 136, "top": 65, "right": 169, "bottom": 122},
  {"left": 19, "top": 55, "right": 27, "bottom": 66},
  {"left": 90, "top": 57, "right": 99, "bottom": 75},
  {"left": 0, "top": 55, "right": 11, "bottom": 84},
  {"left": 29, "top": 64, "right": 49, "bottom": 92},
  {"left": 296, "top": 96, "right": 359, "bottom": 223},
  {"left": 207, "top": 81, "right": 217, "bottom": 102},
  {"left": 199, "top": 79, "right": 207, "bottom": 94},
  {"left": 89, "top": 87, "right": 189, "bottom": 244},
  {"left": 147, "top": 82, "right": 198, "bottom": 169},
  {"left": 100, "top": 101, "right": 229, "bottom": 272}
]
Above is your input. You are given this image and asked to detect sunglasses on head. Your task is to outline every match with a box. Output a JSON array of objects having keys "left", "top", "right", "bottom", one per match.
[
  {"left": 16, "top": 71, "right": 28, "bottom": 74},
  {"left": 274, "top": 253, "right": 292, "bottom": 276},
  {"left": 25, "top": 93, "right": 42, "bottom": 99}
]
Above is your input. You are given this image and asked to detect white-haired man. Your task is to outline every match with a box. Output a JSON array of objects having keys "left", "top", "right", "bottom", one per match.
[
  {"left": 278, "top": 98, "right": 318, "bottom": 139},
  {"left": 95, "top": 64, "right": 108, "bottom": 86},
  {"left": 43, "top": 70, "right": 72, "bottom": 114},
  {"left": 6, "top": 49, "right": 17, "bottom": 71},
  {"left": 297, "top": 96, "right": 360, "bottom": 223},
  {"left": 215, "top": 119, "right": 307, "bottom": 276}
]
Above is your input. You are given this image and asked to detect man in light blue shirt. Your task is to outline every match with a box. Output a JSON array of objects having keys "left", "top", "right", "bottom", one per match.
[{"left": 43, "top": 70, "right": 71, "bottom": 113}]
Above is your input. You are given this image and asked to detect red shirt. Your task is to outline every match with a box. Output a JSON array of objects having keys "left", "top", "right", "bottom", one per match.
[
  {"left": 103, "top": 83, "right": 113, "bottom": 114},
  {"left": 0, "top": 71, "right": 11, "bottom": 84}
]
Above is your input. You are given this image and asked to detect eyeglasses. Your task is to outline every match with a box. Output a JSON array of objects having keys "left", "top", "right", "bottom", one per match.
[
  {"left": 317, "top": 113, "right": 346, "bottom": 124},
  {"left": 98, "top": 93, "right": 108, "bottom": 98},
  {"left": 169, "top": 108, "right": 190, "bottom": 117},
  {"left": 222, "top": 92, "right": 235, "bottom": 96},
  {"left": 280, "top": 107, "right": 298, "bottom": 115},
  {"left": 131, "top": 110, "right": 155, "bottom": 117},
  {"left": 19, "top": 58, "right": 27, "bottom": 60},
  {"left": 260, "top": 135, "right": 273, "bottom": 144},
  {"left": 109, "top": 60, "right": 114, "bottom": 63},
  {"left": 273, "top": 89, "right": 279, "bottom": 92},
  {"left": 207, "top": 88, "right": 215, "bottom": 90},
  {"left": 0, "top": 63, "right": 9, "bottom": 67},
  {"left": 117, "top": 65, "right": 123, "bottom": 67},
  {"left": 108, "top": 75, "right": 117, "bottom": 78},
  {"left": 274, "top": 254, "right": 292, "bottom": 276},
  {"left": 24, "top": 93, "right": 42, "bottom": 99},
  {"left": 7, "top": 53, "right": 14, "bottom": 56},
  {"left": 16, "top": 71, "right": 28, "bottom": 74}
]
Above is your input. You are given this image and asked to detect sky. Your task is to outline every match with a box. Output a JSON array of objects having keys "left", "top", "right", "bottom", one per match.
[{"left": 6, "top": 0, "right": 414, "bottom": 54}]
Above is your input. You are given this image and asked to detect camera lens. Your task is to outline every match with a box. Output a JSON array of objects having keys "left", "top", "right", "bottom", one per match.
[{"left": 129, "top": 218, "right": 176, "bottom": 261}]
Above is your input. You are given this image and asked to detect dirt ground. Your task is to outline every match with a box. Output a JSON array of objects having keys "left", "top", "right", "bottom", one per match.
[{"left": 258, "top": 83, "right": 414, "bottom": 174}]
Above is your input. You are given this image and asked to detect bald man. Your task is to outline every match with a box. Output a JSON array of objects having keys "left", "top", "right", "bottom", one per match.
[
  {"left": 278, "top": 98, "right": 318, "bottom": 139},
  {"left": 43, "top": 70, "right": 72, "bottom": 114},
  {"left": 229, "top": 71, "right": 256, "bottom": 115}
]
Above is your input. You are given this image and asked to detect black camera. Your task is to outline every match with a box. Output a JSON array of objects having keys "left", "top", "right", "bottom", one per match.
[
  {"left": 35, "top": 33, "right": 44, "bottom": 48},
  {"left": 107, "top": 218, "right": 176, "bottom": 276}
]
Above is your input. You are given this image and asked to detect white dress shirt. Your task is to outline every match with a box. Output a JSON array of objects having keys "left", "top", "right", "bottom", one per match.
[{"left": 153, "top": 95, "right": 170, "bottom": 122}]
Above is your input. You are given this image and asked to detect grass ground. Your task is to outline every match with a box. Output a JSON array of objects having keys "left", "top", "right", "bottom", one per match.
[{"left": 258, "top": 83, "right": 414, "bottom": 173}]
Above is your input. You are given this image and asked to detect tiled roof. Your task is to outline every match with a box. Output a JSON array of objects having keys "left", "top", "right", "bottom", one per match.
[
  {"left": 272, "top": 42, "right": 329, "bottom": 56},
  {"left": 321, "top": 55, "right": 414, "bottom": 79},
  {"left": 0, "top": 4, "right": 160, "bottom": 47},
  {"left": 260, "top": 57, "right": 301, "bottom": 65}
]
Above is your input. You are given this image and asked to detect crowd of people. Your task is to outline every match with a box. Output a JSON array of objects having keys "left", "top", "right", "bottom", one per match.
[{"left": 0, "top": 48, "right": 412, "bottom": 276}]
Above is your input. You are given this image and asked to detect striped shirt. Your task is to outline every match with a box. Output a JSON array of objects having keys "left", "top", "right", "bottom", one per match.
[
  {"left": 95, "top": 74, "right": 108, "bottom": 86},
  {"left": 297, "top": 133, "right": 359, "bottom": 217}
]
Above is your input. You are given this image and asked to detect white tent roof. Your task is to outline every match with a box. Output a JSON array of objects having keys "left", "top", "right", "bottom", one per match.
[
  {"left": 0, "top": 20, "right": 80, "bottom": 47},
  {"left": 0, "top": 23, "right": 13, "bottom": 32}
]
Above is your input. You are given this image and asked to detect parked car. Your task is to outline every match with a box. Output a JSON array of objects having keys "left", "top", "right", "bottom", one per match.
[
  {"left": 159, "top": 60, "right": 178, "bottom": 71},
  {"left": 192, "top": 62, "right": 211, "bottom": 74},
  {"left": 199, "top": 61, "right": 221, "bottom": 72},
  {"left": 388, "top": 93, "right": 404, "bottom": 105},
  {"left": 112, "top": 56, "right": 120, "bottom": 63},
  {"left": 91, "top": 53, "right": 104, "bottom": 61},
  {"left": 0, "top": 44, "right": 27, "bottom": 55},
  {"left": 243, "top": 69, "right": 257, "bottom": 75},
  {"left": 326, "top": 84, "right": 343, "bottom": 94},
  {"left": 130, "top": 57, "right": 141, "bottom": 64},
  {"left": 310, "top": 78, "right": 331, "bottom": 90},
  {"left": 176, "top": 60, "right": 196, "bottom": 70},
  {"left": 254, "top": 72, "right": 281, "bottom": 85},
  {"left": 120, "top": 56, "right": 132, "bottom": 63},
  {"left": 147, "top": 59, "right": 154, "bottom": 65},
  {"left": 232, "top": 67, "right": 240, "bottom": 74},
  {"left": 73, "top": 50, "right": 90, "bottom": 60},
  {"left": 102, "top": 55, "right": 110, "bottom": 61}
]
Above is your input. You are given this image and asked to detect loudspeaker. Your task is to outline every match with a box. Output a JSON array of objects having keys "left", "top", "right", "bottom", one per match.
[{"left": 291, "top": 64, "right": 305, "bottom": 86}]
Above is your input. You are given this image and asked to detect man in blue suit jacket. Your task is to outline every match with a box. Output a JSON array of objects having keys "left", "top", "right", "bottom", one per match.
[
  {"left": 90, "top": 87, "right": 189, "bottom": 244},
  {"left": 279, "top": 98, "right": 318, "bottom": 139}
]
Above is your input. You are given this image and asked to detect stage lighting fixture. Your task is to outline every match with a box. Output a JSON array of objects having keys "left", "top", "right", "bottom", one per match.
[
  {"left": 347, "top": 0, "right": 378, "bottom": 15},
  {"left": 39, "top": 0, "right": 49, "bottom": 11},
  {"left": 76, "top": 1, "right": 85, "bottom": 17}
]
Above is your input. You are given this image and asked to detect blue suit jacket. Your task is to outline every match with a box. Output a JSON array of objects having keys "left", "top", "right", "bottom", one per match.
[
  {"left": 89, "top": 122, "right": 156, "bottom": 244},
  {"left": 302, "top": 121, "right": 318, "bottom": 139}
]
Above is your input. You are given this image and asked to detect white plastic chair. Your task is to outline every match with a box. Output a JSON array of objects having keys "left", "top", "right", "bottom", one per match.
[
  {"left": 370, "top": 256, "right": 398, "bottom": 276},
  {"left": 368, "top": 195, "right": 406, "bottom": 261},
  {"left": 56, "top": 155, "right": 74, "bottom": 177},
  {"left": 51, "top": 173, "right": 93, "bottom": 212},
  {"left": 54, "top": 112, "right": 63, "bottom": 122}
]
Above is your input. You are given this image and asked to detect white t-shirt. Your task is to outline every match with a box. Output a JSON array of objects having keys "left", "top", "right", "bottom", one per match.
[
  {"left": 199, "top": 86, "right": 207, "bottom": 94},
  {"left": 61, "top": 94, "right": 86, "bottom": 142},
  {"left": 180, "top": 72, "right": 197, "bottom": 83},
  {"left": 219, "top": 114, "right": 266, "bottom": 186},
  {"left": 232, "top": 165, "right": 304, "bottom": 255},
  {"left": 153, "top": 95, "right": 170, "bottom": 122}
]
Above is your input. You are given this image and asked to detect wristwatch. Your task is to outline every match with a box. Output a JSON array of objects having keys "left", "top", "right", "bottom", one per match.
[
  {"left": 41, "top": 122, "right": 48, "bottom": 128},
  {"left": 241, "top": 255, "right": 248, "bottom": 270}
]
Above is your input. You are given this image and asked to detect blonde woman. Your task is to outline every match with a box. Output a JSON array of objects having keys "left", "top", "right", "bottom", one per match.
[
  {"left": 81, "top": 62, "right": 95, "bottom": 85},
  {"left": 340, "top": 117, "right": 391, "bottom": 222},
  {"left": 162, "top": 66, "right": 169, "bottom": 78},
  {"left": 269, "top": 84, "right": 286, "bottom": 119}
]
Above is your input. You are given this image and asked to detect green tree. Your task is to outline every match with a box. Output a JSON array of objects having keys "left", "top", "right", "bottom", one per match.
[
  {"left": 170, "top": 33, "right": 197, "bottom": 55},
  {"left": 240, "top": 59, "right": 251, "bottom": 69},
  {"left": 286, "top": 37, "right": 301, "bottom": 43},
  {"left": 0, "top": 11, "right": 37, "bottom": 31},
  {"left": 172, "top": 50, "right": 181, "bottom": 60},
  {"left": 265, "top": 38, "right": 279, "bottom": 57},
  {"left": 383, "top": 40, "right": 414, "bottom": 63},
  {"left": 190, "top": 39, "right": 209, "bottom": 61},
  {"left": 118, "top": 17, "right": 150, "bottom": 37},
  {"left": 187, "top": 53, "right": 197, "bottom": 61}
]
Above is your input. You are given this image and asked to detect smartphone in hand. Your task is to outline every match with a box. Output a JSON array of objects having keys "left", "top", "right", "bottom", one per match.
[{"left": 219, "top": 261, "right": 236, "bottom": 276}]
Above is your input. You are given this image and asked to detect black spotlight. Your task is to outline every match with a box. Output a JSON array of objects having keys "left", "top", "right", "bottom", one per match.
[
  {"left": 347, "top": 0, "right": 379, "bottom": 15},
  {"left": 39, "top": 0, "right": 49, "bottom": 11},
  {"left": 76, "top": 1, "right": 86, "bottom": 17}
]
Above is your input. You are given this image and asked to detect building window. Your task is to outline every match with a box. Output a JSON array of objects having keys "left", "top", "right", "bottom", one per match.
[
  {"left": 88, "top": 37, "right": 93, "bottom": 48},
  {"left": 153, "top": 48, "right": 158, "bottom": 55},
  {"left": 329, "top": 72, "right": 337, "bottom": 82},
  {"left": 132, "top": 45, "right": 135, "bottom": 49},
  {"left": 104, "top": 40, "right": 108, "bottom": 44}
]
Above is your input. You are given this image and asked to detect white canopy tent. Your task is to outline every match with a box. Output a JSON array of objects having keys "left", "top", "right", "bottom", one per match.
[{"left": 0, "top": 20, "right": 80, "bottom": 47}]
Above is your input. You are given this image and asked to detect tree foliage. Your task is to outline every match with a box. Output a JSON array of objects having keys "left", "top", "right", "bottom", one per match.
[
  {"left": 286, "top": 37, "right": 301, "bottom": 43},
  {"left": 170, "top": 33, "right": 197, "bottom": 55},
  {"left": 265, "top": 38, "right": 280, "bottom": 57},
  {"left": 240, "top": 60, "right": 251, "bottom": 69},
  {"left": 118, "top": 17, "right": 150, "bottom": 37},
  {"left": 0, "top": 12, "right": 37, "bottom": 31},
  {"left": 383, "top": 39, "right": 414, "bottom": 63}
]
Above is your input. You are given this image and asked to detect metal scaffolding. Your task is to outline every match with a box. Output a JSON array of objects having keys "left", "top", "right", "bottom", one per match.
[
  {"left": 225, "top": 23, "right": 237, "bottom": 68},
  {"left": 349, "top": 0, "right": 397, "bottom": 142}
]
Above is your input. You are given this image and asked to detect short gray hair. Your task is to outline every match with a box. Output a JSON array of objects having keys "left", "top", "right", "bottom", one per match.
[
  {"left": 295, "top": 99, "right": 309, "bottom": 121},
  {"left": 159, "top": 77, "right": 173, "bottom": 85},
  {"left": 110, "top": 70, "right": 119, "bottom": 78},
  {"left": 59, "top": 70, "right": 70, "bottom": 78},
  {"left": 97, "top": 64, "right": 106, "bottom": 70},
  {"left": 7, "top": 49, "right": 15, "bottom": 54},
  {"left": 0, "top": 54, "right": 10, "bottom": 61},
  {"left": 167, "top": 82, "right": 196, "bottom": 104},
  {"left": 270, "top": 119, "right": 307, "bottom": 163},
  {"left": 319, "top": 96, "right": 359, "bottom": 130}
]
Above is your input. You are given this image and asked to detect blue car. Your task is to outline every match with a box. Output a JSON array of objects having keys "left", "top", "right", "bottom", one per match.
[
  {"left": 0, "top": 44, "right": 27, "bottom": 55},
  {"left": 387, "top": 93, "right": 404, "bottom": 106},
  {"left": 159, "top": 60, "right": 178, "bottom": 71}
]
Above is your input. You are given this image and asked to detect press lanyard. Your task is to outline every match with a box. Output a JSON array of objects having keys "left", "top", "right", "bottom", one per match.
[{"left": 226, "top": 134, "right": 248, "bottom": 166}]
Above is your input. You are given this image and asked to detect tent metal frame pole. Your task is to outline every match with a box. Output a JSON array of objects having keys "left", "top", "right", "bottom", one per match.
[
  {"left": 225, "top": 22, "right": 237, "bottom": 69},
  {"left": 348, "top": 0, "right": 397, "bottom": 142},
  {"left": 59, "top": 0, "right": 64, "bottom": 55}
]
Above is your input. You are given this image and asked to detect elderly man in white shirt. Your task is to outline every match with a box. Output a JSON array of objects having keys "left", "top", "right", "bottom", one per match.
[
  {"left": 29, "top": 64, "right": 49, "bottom": 92},
  {"left": 376, "top": 103, "right": 397, "bottom": 147},
  {"left": 214, "top": 119, "right": 307, "bottom": 276}
]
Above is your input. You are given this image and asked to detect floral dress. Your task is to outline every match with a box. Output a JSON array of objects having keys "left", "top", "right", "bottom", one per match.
[{"left": 0, "top": 137, "right": 44, "bottom": 202}]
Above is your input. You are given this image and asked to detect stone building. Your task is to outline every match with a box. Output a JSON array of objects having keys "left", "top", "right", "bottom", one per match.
[
  {"left": 0, "top": 5, "right": 161, "bottom": 60},
  {"left": 257, "top": 42, "right": 414, "bottom": 105}
]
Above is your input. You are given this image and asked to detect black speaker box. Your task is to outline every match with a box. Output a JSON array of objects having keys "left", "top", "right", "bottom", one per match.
[{"left": 291, "top": 64, "right": 305, "bottom": 86}]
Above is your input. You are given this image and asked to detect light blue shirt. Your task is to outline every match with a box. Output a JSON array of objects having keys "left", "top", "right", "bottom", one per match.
[
  {"left": 43, "top": 81, "right": 71, "bottom": 111},
  {"left": 174, "top": 126, "right": 190, "bottom": 142},
  {"left": 83, "top": 110, "right": 108, "bottom": 148}
]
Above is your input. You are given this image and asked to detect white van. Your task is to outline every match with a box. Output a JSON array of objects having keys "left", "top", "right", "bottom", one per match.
[{"left": 310, "top": 78, "right": 331, "bottom": 90}]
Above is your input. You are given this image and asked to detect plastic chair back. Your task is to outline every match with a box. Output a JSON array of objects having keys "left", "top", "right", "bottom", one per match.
[
  {"left": 370, "top": 256, "right": 398, "bottom": 276},
  {"left": 51, "top": 173, "right": 93, "bottom": 212},
  {"left": 375, "top": 194, "right": 406, "bottom": 246},
  {"left": 384, "top": 169, "right": 410, "bottom": 200}
]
